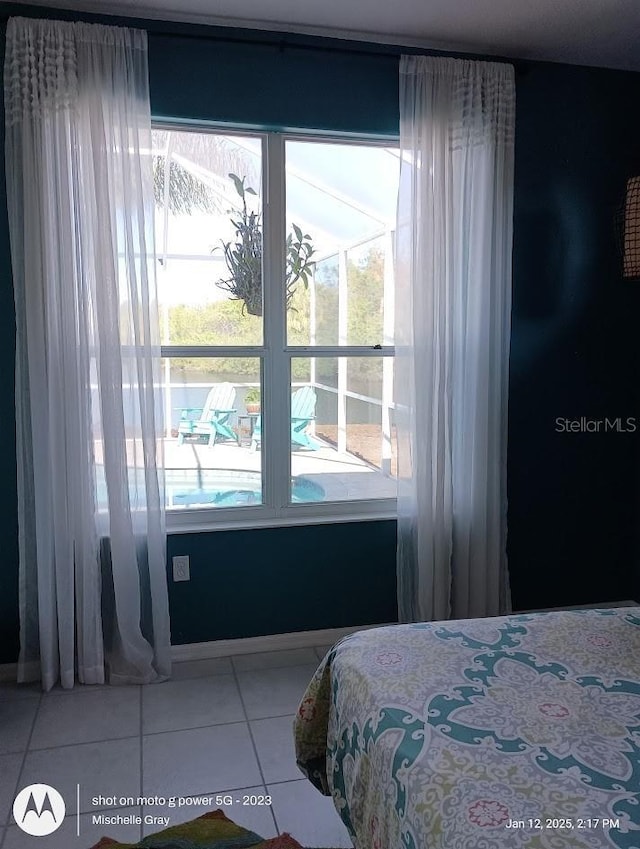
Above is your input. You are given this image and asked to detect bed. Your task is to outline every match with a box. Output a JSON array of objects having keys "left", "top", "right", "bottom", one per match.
[{"left": 294, "top": 608, "right": 640, "bottom": 849}]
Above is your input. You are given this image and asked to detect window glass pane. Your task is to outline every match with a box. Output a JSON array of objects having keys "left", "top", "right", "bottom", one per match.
[
  {"left": 161, "top": 357, "right": 262, "bottom": 509},
  {"left": 314, "top": 256, "right": 339, "bottom": 346},
  {"left": 158, "top": 257, "right": 262, "bottom": 348},
  {"left": 288, "top": 357, "right": 397, "bottom": 503},
  {"left": 285, "top": 140, "right": 399, "bottom": 345},
  {"left": 153, "top": 129, "right": 263, "bottom": 345},
  {"left": 347, "top": 237, "right": 385, "bottom": 346}
]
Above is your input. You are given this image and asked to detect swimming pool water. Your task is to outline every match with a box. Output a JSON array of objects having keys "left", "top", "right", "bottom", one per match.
[{"left": 169, "top": 471, "right": 325, "bottom": 508}]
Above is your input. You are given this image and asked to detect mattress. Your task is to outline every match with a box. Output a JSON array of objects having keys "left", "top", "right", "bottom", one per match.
[{"left": 294, "top": 608, "right": 640, "bottom": 849}]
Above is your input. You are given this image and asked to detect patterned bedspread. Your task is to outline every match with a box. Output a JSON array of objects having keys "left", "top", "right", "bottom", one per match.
[{"left": 294, "top": 609, "right": 640, "bottom": 849}]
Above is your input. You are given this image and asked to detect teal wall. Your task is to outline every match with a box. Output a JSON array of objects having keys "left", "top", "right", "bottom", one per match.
[
  {"left": 508, "top": 63, "right": 640, "bottom": 610},
  {"left": 167, "top": 522, "right": 397, "bottom": 646},
  {"left": 148, "top": 31, "right": 399, "bottom": 136},
  {"left": 0, "top": 5, "right": 639, "bottom": 663}
]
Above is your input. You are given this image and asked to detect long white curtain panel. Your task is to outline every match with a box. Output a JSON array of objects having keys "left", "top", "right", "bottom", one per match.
[
  {"left": 395, "top": 56, "right": 515, "bottom": 622},
  {"left": 5, "top": 16, "right": 171, "bottom": 688}
]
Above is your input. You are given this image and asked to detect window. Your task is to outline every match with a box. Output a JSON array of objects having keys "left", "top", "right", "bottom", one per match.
[{"left": 153, "top": 128, "right": 399, "bottom": 529}]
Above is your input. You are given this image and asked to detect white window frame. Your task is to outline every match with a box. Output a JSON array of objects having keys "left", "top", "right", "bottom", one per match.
[{"left": 157, "top": 125, "right": 397, "bottom": 532}]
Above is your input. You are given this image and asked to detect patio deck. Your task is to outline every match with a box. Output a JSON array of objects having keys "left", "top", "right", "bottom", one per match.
[{"left": 163, "top": 435, "right": 397, "bottom": 504}]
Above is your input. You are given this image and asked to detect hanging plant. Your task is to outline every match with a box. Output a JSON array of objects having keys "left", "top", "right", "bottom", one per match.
[{"left": 215, "top": 174, "right": 315, "bottom": 316}]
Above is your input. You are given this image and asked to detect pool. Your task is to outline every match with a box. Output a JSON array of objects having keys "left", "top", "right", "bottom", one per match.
[{"left": 168, "top": 470, "right": 325, "bottom": 508}]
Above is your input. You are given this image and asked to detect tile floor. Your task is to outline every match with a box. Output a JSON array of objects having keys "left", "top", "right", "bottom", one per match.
[{"left": 0, "top": 646, "right": 354, "bottom": 849}]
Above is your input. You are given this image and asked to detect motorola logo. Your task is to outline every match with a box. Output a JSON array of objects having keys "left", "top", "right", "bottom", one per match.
[{"left": 13, "top": 784, "right": 66, "bottom": 836}]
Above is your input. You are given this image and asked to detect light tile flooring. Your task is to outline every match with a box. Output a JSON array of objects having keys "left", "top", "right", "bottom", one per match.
[{"left": 0, "top": 647, "right": 354, "bottom": 849}]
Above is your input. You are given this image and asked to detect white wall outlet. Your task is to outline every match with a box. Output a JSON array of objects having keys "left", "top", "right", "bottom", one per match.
[{"left": 172, "top": 555, "right": 190, "bottom": 582}]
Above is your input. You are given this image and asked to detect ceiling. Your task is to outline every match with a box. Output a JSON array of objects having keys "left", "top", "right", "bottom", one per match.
[{"left": 3, "top": 0, "right": 640, "bottom": 72}]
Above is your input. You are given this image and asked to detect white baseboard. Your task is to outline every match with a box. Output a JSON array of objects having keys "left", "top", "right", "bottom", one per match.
[
  {"left": 516, "top": 600, "right": 638, "bottom": 613},
  {"left": 170, "top": 622, "right": 387, "bottom": 662},
  {"left": 0, "top": 623, "right": 388, "bottom": 682},
  {"left": 4, "top": 603, "right": 637, "bottom": 682},
  {"left": 171, "top": 603, "right": 640, "bottom": 663},
  {"left": 0, "top": 663, "right": 17, "bottom": 683}
]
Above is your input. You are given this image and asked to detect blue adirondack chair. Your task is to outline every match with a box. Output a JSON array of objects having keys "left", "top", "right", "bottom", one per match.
[
  {"left": 250, "top": 386, "right": 321, "bottom": 452},
  {"left": 177, "top": 383, "right": 238, "bottom": 446}
]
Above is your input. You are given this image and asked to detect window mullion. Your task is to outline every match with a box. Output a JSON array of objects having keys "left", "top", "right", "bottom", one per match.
[{"left": 263, "top": 133, "right": 289, "bottom": 510}]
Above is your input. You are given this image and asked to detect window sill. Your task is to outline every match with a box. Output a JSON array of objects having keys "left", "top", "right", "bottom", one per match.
[{"left": 165, "top": 500, "right": 397, "bottom": 533}]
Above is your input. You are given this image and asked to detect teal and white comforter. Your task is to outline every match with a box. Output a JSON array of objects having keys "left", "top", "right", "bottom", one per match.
[{"left": 294, "top": 609, "right": 640, "bottom": 849}]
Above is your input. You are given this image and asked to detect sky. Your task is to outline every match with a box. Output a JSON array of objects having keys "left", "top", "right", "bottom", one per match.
[{"left": 154, "top": 131, "right": 399, "bottom": 307}]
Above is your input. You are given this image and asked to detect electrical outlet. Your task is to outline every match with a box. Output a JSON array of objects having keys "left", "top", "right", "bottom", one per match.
[{"left": 172, "top": 555, "right": 190, "bottom": 582}]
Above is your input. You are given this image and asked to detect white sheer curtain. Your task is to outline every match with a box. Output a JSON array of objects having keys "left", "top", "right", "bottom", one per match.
[
  {"left": 5, "top": 16, "right": 171, "bottom": 689},
  {"left": 395, "top": 55, "right": 515, "bottom": 623}
]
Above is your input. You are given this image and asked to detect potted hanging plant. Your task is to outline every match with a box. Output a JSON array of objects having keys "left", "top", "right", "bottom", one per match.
[
  {"left": 215, "top": 173, "right": 315, "bottom": 316},
  {"left": 244, "top": 386, "right": 261, "bottom": 414}
]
